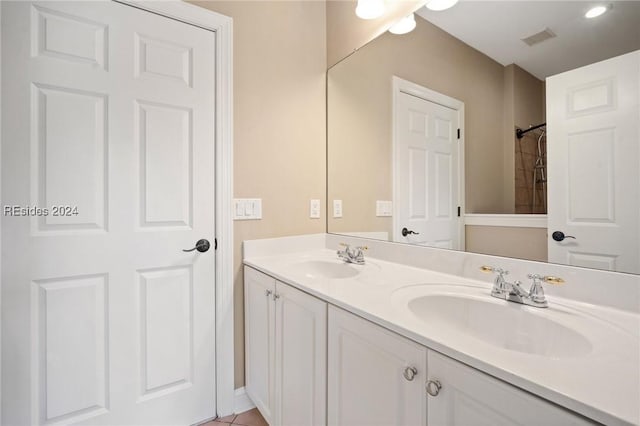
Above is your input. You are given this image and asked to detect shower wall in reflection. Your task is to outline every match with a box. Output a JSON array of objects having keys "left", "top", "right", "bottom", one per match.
[
  {"left": 504, "top": 64, "right": 546, "bottom": 214},
  {"left": 516, "top": 131, "right": 547, "bottom": 214}
]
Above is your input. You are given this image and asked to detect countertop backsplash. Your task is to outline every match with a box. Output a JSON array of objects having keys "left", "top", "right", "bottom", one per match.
[{"left": 244, "top": 233, "right": 640, "bottom": 314}]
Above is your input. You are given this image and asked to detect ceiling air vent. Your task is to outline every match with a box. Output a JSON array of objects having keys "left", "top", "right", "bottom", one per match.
[{"left": 521, "top": 28, "right": 556, "bottom": 47}]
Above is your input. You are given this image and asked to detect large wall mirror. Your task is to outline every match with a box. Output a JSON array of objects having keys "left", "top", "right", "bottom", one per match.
[{"left": 327, "top": 1, "right": 640, "bottom": 274}]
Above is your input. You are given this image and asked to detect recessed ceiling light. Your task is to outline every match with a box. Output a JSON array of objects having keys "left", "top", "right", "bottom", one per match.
[
  {"left": 426, "top": 0, "right": 459, "bottom": 12},
  {"left": 389, "top": 14, "right": 417, "bottom": 35},
  {"left": 355, "top": 0, "right": 385, "bottom": 20},
  {"left": 585, "top": 5, "right": 609, "bottom": 18}
]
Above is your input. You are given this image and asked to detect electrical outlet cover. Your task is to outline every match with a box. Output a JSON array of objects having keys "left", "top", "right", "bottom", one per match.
[{"left": 333, "top": 200, "right": 343, "bottom": 218}]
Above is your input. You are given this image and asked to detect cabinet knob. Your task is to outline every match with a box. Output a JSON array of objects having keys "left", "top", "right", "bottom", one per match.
[
  {"left": 426, "top": 379, "right": 442, "bottom": 396},
  {"left": 273, "top": 293, "right": 280, "bottom": 301},
  {"left": 403, "top": 366, "right": 418, "bottom": 381},
  {"left": 265, "top": 289, "right": 272, "bottom": 297}
]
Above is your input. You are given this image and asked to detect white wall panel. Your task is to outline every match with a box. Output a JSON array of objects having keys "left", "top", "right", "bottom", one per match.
[
  {"left": 138, "top": 266, "right": 193, "bottom": 400},
  {"left": 137, "top": 101, "right": 193, "bottom": 229},
  {"left": 409, "top": 148, "right": 428, "bottom": 220},
  {"left": 33, "top": 274, "right": 109, "bottom": 423},
  {"left": 567, "top": 128, "right": 615, "bottom": 223},
  {"left": 435, "top": 152, "right": 452, "bottom": 218},
  {"left": 135, "top": 33, "right": 192, "bottom": 87},
  {"left": 32, "top": 84, "right": 107, "bottom": 232},
  {"left": 31, "top": 4, "right": 107, "bottom": 69}
]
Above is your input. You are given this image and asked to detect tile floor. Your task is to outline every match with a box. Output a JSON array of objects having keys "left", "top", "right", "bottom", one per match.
[{"left": 201, "top": 408, "right": 267, "bottom": 426}]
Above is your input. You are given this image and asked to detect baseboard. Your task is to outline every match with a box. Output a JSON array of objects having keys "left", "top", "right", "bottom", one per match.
[{"left": 234, "top": 387, "right": 255, "bottom": 414}]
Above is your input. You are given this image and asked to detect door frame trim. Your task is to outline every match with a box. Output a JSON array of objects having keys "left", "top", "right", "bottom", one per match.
[
  {"left": 0, "top": 2, "right": 3, "bottom": 422},
  {"left": 391, "top": 76, "right": 466, "bottom": 250},
  {"left": 113, "top": 1, "right": 235, "bottom": 417},
  {"left": 0, "top": 0, "right": 234, "bottom": 419}
]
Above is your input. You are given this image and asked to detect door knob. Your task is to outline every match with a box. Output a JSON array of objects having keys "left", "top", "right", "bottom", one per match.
[
  {"left": 551, "top": 231, "right": 576, "bottom": 242},
  {"left": 183, "top": 239, "right": 211, "bottom": 253},
  {"left": 401, "top": 227, "right": 420, "bottom": 237}
]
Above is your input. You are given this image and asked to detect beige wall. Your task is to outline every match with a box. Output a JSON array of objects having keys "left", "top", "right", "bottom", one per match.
[
  {"left": 502, "top": 65, "right": 516, "bottom": 213},
  {"left": 512, "top": 65, "right": 545, "bottom": 130},
  {"left": 327, "top": 0, "right": 425, "bottom": 67},
  {"left": 190, "top": 0, "right": 546, "bottom": 391},
  {"left": 465, "top": 225, "right": 548, "bottom": 262},
  {"left": 191, "top": 1, "right": 327, "bottom": 389},
  {"left": 328, "top": 14, "right": 507, "bottom": 236}
]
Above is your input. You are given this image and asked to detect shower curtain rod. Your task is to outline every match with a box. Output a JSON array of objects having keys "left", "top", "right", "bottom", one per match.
[{"left": 516, "top": 122, "right": 546, "bottom": 139}]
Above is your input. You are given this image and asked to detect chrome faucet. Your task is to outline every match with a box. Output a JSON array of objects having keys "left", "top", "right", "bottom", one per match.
[
  {"left": 480, "top": 266, "right": 565, "bottom": 308},
  {"left": 337, "top": 243, "right": 367, "bottom": 265}
]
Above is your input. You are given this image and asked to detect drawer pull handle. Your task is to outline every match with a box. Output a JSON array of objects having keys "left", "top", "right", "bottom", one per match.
[
  {"left": 403, "top": 366, "right": 418, "bottom": 381},
  {"left": 426, "top": 379, "right": 442, "bottom": 396}
]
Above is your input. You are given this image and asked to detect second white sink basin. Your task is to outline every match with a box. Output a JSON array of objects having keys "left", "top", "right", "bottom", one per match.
[
  {"left": 393, "top": 285, "right": 593, "bottom": 358},
  {"left": 289, "top": 260, "right": 361, "bottom": 280}
]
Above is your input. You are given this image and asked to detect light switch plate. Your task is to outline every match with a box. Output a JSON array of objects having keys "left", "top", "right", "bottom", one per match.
[
  {"left": 234, "top": 198, "right": 262, "bottom": 220},
  {"left": 310, "top": 199, "right": 321, "bottom": 218},
  {"left": 376, "top": 200, "right": 393, "bottom": 217},
  {"left": 333, "top": 200, "right": 343, "bottom": 218}
]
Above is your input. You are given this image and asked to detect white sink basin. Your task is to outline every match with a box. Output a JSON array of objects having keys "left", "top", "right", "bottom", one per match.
[
  {"left": 289, "top": 260, "right": 361, "bottom": 280},
  {"left": 393, "top": 285, "right": 593, "bottom": 358}
]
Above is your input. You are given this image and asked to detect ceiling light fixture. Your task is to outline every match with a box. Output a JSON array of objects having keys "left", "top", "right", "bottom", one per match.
[
  {"left": 425, "top": 0, "right": 459, "bottom": 12},
  {"left": 585, "top": 5, "right": 609, "bottom": 18},
  {"left": 389, "top": 13, "right": 417, "bottom": 35},
  {"left": 355, "top": 0, "right": 385, "bottom": 20}
]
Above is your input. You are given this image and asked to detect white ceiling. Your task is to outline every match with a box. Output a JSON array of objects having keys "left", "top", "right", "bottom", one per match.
[{"left": 417, "top": 1, "right": 640, "bottom": 80}]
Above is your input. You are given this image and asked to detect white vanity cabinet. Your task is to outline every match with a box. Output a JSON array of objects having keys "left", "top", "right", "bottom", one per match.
[
  {"left": 326, "top": 305, "right": 593, "bottom": 426},
  {"left": 245, "top": 264, "right": 599, "bottom": 426},
  {"left": 327, "top": 305, "right": 428, "bottom": 425},
  {"left": 244, "top": 266, "right": 327, "bottom": 426},
  {"left": 426, "top": 351, "right": 595, "bottom": 426}
]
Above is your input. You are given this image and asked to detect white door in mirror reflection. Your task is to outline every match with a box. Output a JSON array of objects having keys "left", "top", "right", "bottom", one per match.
[
  {"left": 547, "top": 50, "right": 639, "bottom": 274},
  {"left": 394, "top": 91, "right": 461, "bottom": 249}
]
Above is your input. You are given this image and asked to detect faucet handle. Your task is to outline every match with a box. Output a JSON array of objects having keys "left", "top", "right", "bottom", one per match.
[
  {"left": 480, "top": 265, "right": 509, "bottom": 276},
  {"left": 338, "top": 243, "right": 351, "bottom": 253},
  {"left": 544, "top": 276, "right": 565, "bottom": 285},
  {"left": 482, "top": 266, "right": 510, "bottom": 296},
  {"left": 526, "top": 274, "right": 564, "bottom": 305},
  {"left": 526, "top": 274, "right": 546, "bottom": 304},
  {"left": 527, "top": 274, "right": 565, "bottom": 285},
  {"left": 355, "top": 246, "right": 368, "bottom": 251}
]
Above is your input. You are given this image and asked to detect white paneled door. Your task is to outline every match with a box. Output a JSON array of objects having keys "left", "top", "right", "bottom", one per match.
[
  {"left": 394, "top": 89, "right": 461, "bottom": 249},
  {"left": 547, "top": 50, "right": 639, "bottom": 274},
  {"left": 1, "top": 2, "right": 217, "bottom": 424}
]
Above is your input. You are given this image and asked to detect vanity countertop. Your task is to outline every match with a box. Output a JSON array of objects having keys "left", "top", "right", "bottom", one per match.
[{"left": 244, "top": 248, "right": 640, "bottom": 426}]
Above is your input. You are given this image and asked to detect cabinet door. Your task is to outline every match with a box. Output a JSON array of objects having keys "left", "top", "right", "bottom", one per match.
[
  {"left": 244, "top": 267, "right": 276, "bottom": 424},
  {"left": 427, "top": 351, "right": 595, "bottom": 425},
  {"left": 328, "top": 306, "right": 427, "bottom": 426},
  {"left": 275, "top": 282, "right": 327, "bottom": 426}
]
